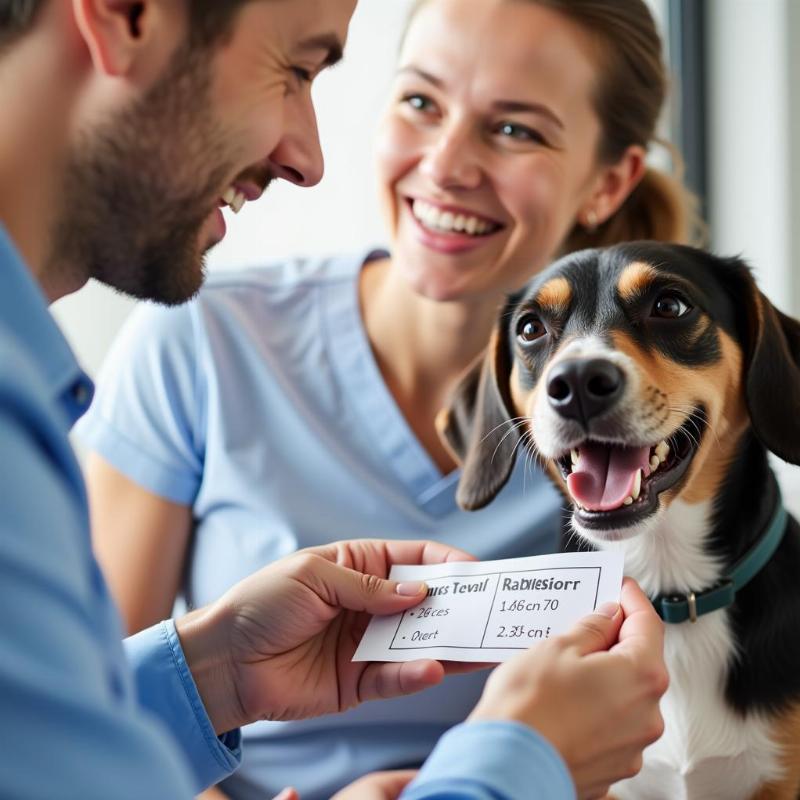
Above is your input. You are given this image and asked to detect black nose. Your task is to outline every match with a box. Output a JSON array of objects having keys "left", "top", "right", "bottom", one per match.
[{"left": 547, "top": 358, "right": 625, "bottom": 426}]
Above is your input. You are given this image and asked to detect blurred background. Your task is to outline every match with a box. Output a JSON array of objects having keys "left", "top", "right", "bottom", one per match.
[{"left": 53, "top": 0, "right": 800, "bottom": 507}]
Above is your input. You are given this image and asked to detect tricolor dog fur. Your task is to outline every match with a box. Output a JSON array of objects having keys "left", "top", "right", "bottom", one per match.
[{"left": 439, "top": 242, "right": 800, "bottom": 800}]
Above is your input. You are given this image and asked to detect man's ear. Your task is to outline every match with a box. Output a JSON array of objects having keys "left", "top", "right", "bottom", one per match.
[
  {"left": 437, "top": 316, "right": 520, "bottom": 511},
  {"left": 722, "top": 258, "right": 800, "bottom": 464},
  {"left": 72, "top": 0, "right": 181, "bottom": 78},
  {"left": 580, "top": 144, "right": 647, "bottom": 226}
]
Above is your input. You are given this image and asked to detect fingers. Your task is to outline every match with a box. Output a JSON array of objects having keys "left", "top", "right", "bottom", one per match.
[
  {"left": 298, "top": 555, "right": 431, "bottom": 615},
  {"left": 613, "top": 578, "right": 665, "bottom": 658},
  {"left": 558, "top": 600, "right": 624, "bottom": 657},
  {"left": 358, "top": 659, "right": 445, "bottom": 702},
  {"left": 361, "top": 770, "right": 418, "bottom": 798},
  {"left": 356, "top": 538, "right": 477, "bottom": 566},
  {"left": 332, "top": 770, "right": 418, "bottom": 800},
  {"left": 272, "top": 789, "right": 299, "bottom": 800},
  {"left": 310, "top": 539, "right": 477, "bottom": 570}
]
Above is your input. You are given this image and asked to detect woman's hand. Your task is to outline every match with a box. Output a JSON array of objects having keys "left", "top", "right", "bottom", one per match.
[
  {"left": 177, "top": 539, "right": 477, "bottom": 734},
  {"left": 332, "top": 770, "right": 417, "bottom": 800},
  {"left": 470, "top": 578, "right": 667, "bottom": 800}
]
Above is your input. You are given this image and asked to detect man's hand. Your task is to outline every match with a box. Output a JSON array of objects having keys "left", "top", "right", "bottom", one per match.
[
  {"left": 470, "top": 578, "right": 667, "bottom": 800},
  {"left": 177, "top": 539, "right": 475, "bottom": 734},
  {"left": 332, "top": 770, "right": 417, "bottom": 800}
]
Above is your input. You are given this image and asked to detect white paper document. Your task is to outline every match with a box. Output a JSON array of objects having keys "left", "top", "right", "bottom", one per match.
[{"left": 353, "top": 550, "right": 624, "bottom": 663}]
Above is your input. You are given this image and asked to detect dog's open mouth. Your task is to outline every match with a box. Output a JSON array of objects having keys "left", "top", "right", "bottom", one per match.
[{"left": 554, "top": 407, "right": 706, "bottom": 529}]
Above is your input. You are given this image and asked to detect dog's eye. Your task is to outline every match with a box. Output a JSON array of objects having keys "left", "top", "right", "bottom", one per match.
[
  {"left": 516, "top": 314, "right": 547, "bottom": 343},
  {"left": 652, "top": 292, "right": 692, "bottom": 319}
]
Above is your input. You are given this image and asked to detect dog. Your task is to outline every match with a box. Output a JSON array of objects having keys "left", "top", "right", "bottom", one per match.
[{"left": 438, "top": 242, "right": 800, "bottom": 800}]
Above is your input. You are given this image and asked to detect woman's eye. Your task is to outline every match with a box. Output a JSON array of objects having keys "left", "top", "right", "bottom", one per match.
[
  {"left": 651, "top": 292, "right": 692, "bottom": 319},
  {"left": 494, "top": 122, "right": 545, "bottom": 145},
  {"left": 402, "top": 93, "right": 434, "bottom": 113},
  {"left": 516, "top": 315, "right": 547, "bottom": 343}
]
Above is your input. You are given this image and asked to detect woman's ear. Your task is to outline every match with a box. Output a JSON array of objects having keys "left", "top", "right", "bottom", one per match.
[
  {"left": 581, "top": 144, "right": 647, "bottom": 226},
  {"left": 72, "top": 0, "right": 182, "bottom": 79}
]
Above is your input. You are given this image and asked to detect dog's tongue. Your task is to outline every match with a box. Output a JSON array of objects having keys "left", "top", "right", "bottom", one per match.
[{"left": 567, "top": 443, "right": 651, "bottom": 511}]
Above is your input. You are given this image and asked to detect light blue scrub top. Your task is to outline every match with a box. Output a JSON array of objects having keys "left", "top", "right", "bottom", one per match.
[
  {"left": 78, "top": 249, "right": 562, "bottom": 800},
  {"left": 0, "top": 226, "right": 243, "bottom": 797}
]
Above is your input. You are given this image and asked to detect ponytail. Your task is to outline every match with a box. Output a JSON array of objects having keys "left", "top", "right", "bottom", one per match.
[{"left": 562, "top": 166, "right": 704, "bottom": 255}]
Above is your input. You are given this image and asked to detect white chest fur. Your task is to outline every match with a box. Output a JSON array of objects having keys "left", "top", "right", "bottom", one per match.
[{"left": 593, "top": 500, "right": 783, "bottom": 800}]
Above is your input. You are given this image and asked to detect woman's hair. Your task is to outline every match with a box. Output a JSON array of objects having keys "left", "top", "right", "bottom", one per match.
[{"left": 403, "top": 0, "right": 701, "bottom": 249}]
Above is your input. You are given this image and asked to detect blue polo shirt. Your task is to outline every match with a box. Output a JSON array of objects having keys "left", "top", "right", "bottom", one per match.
[{"left": 0, "top": 227, "right": 241, "bottom": 797}]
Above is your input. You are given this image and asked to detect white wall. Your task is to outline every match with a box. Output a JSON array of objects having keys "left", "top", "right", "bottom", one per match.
[{"left": 707, "top": 0, "right": 796, "bottom": 310}]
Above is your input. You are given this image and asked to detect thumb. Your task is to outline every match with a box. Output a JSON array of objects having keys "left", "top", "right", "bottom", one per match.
[
  {"left": 311, "top": 557, "right": 428, "bottom": 616},
  {"left": 560, "top": 601, "right": 623, "bottom": 656}
]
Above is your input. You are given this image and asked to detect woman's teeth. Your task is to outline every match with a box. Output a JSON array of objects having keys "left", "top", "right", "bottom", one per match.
[
  {"left": 222, "top": 186, "right": 247, "bottom": 214},
  {"left": 412, "top": 199, "right": 496, "bottom": 236}
]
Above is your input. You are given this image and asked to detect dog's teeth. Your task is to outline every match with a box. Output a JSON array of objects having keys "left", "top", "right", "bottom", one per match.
[
  {"left": 623, "top": 496, "right": 634, "bottom": 506},
  {"left": 655, "top": 440, "right": 670, "bottom": 462},
  {"left": 632, "top": 469, "right": 642, "bottom": 500},
  {"left": 650, "top": 455, "right": 660, "bottom": 472},
  {"left": 571, "top": 449, "right": 580, "bottom": 465}
]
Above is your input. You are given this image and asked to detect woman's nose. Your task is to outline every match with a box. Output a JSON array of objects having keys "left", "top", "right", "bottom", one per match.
[{"left": 419, "top": 124, "right": 482, "bottom": 190}]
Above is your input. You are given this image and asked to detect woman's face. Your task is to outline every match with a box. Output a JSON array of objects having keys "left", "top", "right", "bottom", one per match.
[{"left": 376, "top": 0, "right": 614, "bottom": 302}]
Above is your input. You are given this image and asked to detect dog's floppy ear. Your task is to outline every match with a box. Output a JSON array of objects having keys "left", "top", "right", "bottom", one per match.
[
  {"left": 727, "top": 259, "right": 800, "bottom": 464},
  {"left": 437, "top": 319, "right": 520, "bottom": 510}
]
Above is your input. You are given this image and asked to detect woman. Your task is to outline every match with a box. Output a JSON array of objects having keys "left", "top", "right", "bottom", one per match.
[{"left": 79, "top": 0, "right": 696, "bottom": 798}]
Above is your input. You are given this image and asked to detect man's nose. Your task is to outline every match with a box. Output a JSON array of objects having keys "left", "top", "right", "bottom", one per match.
[
  {"left": 546, "top": 358, "right": 626, "bottom": 427},
  {"left": 268, "top": 98, "right": 325, "bottom": 188}
]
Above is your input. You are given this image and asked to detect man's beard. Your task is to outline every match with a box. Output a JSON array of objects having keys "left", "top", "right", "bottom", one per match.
[{"left": 50, "top": 45, "right": 236, "bottom": 305}]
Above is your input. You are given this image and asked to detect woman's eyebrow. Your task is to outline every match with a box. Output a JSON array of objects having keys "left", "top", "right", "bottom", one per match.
[
  {"left": 396, "top": 65, "right": 444, "bottom": 88},
  {"left": 491, "top": 100, "right": 563, "bottom": 130}
]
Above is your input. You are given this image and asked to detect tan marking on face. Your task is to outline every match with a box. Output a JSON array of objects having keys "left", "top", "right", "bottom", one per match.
[
  {"left": 509, "top": 361, "right": 538, "bottom": 417},
  {"left": 509, "top": 332, "right": 583, "bottom": 420},
  {"left": 617, "top": 261, "right": 660, "bottom": 302},
  {"left": 751, "top": 704, "right": 800, "bottom": 799},
  {"left": 609, "top": 329, "right": 748, "bottom": 506},
  {"left": 534, "top": 276, "right": 572, "bottom": 316}
]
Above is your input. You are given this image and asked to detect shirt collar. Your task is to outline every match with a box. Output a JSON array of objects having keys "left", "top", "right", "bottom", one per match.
[{"left": 0, "top": 226, "right": 94, "bottom": 426}]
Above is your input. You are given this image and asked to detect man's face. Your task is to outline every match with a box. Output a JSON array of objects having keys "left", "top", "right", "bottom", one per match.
[{"left": 53, "top": 0, "right": 356, "bottom": 305}]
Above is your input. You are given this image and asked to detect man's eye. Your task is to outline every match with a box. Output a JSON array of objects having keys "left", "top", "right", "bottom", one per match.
[
  {"left": 291, "top": 66, "right": 312, "bottom": 84},
  {"left": 651, "top": 292, "right": 692, "bottom": 319},
  {"left": 516, "top": 314, "right": 547, "bottom": 343}
]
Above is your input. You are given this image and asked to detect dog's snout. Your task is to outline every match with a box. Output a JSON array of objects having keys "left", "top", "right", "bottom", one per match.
[{"left": 546, "top": 358, "right": 625, "bottom": 426}]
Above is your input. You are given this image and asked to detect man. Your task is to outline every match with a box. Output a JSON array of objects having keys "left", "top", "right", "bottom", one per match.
[{"left": 0, "top": 2, "right": 666, "bottom": 798}]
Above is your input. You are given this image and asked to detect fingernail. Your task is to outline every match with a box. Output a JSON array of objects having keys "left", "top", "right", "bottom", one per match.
[
  {"left": 272, "top": 789, "right": 295, "bottom": 800},
  {"left": 595, "top": 602, "right": 620, "bottom": 618},
  {"left": 396, "top": 581, "right": 427, "bottom": 596}
]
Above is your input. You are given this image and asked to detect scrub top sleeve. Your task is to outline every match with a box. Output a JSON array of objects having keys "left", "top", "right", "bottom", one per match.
[{"left": 76, "top": 302, "right": 205, "bottom": 505}]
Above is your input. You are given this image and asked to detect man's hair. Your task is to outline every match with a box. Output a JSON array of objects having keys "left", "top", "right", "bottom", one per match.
[
  {"left": 0, "top": 0, "right": 41, "bottom": 47},
  {"left": 0, "top": 0, "right": 256, "bottom": 50}
]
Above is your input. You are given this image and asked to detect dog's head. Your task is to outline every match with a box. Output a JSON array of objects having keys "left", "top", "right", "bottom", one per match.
[{"left": 440, "top": 242, "right": 800, "bottom": 544}]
